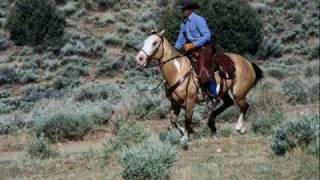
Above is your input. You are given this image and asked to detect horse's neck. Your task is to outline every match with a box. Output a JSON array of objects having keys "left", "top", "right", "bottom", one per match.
[
  {"left": 161, "top": 39, "right": 181, "bottom": 60},
  {"left": 160, "top": 39, "right": 190, "bottom": 85}
]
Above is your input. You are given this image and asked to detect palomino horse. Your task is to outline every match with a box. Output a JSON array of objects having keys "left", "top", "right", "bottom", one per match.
[{"left": 135, "top": 30, "right": 263, "bottom": 145}]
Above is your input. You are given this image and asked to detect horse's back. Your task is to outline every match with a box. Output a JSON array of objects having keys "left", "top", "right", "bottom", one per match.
[{"left": 224, "top": 53, "right": 257, "bottom": 98}]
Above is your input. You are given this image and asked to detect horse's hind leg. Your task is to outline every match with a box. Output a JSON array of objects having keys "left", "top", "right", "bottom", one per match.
[
  {"left": 208, "top": 93, "right": 234, "bottom": 134},
  {"left": 235, "top": 98, "right": 249, "bottom": 133}
]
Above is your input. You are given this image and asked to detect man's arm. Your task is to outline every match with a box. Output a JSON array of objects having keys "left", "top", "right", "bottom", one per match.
[
  {"left": 193, "top": 16, "right": 211, "bottom": 48},
  {"left": 174, "top": 24, "right": 186, "bottom": 50}
]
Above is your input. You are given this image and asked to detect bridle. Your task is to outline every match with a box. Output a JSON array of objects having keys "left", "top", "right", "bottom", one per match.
[
  {"left": 138, "top": 33, "right": 196, "bottom": 97},
  {"left": 139, "top": 33, "right": 183, "bottom": 69}
]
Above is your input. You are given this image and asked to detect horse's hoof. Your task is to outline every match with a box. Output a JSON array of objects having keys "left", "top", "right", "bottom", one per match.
[
  {"left": 236, "top": 128, "right": 246, "bottom": 134},
  {"left": 181, "top": 144, "right": 188, "bottom": 151}
]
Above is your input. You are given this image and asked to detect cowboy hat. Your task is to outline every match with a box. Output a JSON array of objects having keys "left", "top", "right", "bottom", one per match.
[{"left": 178, "top": 0, "right": 200, "bottom": 11}]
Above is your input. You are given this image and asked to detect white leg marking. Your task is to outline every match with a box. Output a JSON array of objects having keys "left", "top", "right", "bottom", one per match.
[
  {"left": 177, "top": 125, "right": 188, "bottom": 146},
  {"left": 235, "top": 113, "right": 244, "bottom": 131}
]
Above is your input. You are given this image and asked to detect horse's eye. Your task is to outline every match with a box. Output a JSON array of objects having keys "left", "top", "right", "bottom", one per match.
[{"left": 152, "top": 42, "right": 157, "bottom": 46}]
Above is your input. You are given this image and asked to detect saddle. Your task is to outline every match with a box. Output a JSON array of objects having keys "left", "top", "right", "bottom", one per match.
[
  {"left": 188, "top": 52, "right": 236, "bottom": 80},
  {"left": 214, "top": 53, "right": 236, "bottom": 80}
]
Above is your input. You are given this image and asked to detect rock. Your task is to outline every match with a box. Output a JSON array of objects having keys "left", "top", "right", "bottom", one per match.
[{"left": 0, "top": 36, "right": 9, "bottom": 51}]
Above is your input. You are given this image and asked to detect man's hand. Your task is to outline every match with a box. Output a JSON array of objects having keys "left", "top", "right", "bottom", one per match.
[{"left": 184, "top": 43, "right": 194, "bottom": 52}]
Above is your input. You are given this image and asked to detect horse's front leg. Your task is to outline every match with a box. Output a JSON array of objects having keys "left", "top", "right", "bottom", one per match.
[
  {"left": 169, "top": 102, "right": 189, "bottom": 149},
  {"left": 169, "top": 102, "right": 181, "bottom": 130}
]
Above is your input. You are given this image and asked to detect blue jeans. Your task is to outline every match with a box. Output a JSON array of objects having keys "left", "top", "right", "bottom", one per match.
[{"left": 208, "top": 80, "right": 217, "bottom": 96}]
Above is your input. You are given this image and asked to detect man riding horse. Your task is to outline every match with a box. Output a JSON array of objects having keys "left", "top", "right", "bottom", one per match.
[{"left": 175, "top": 0, "right": 218, "bottom": 100}]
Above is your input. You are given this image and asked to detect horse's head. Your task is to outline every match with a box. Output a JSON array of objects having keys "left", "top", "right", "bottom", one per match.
[{"left": 135, "top": 30, "right": 166, "bottom": 67}]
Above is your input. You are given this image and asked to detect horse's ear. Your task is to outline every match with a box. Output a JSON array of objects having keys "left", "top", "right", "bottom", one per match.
[
  {"left": 150, "top": 29, "right": 157, "bottom": 34},
  {"left": 159, "top": 29, "right": 166, "bottom": 36}
]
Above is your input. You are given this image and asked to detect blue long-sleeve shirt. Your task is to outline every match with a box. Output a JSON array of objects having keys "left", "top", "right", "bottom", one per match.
[{"left": 175, "top": 12, "right": 212, "bottom": 50}]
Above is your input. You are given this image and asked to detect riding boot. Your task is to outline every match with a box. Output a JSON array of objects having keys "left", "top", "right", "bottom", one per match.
[{"left": 207, "top": 79, "right": 220, "bottom": 105}]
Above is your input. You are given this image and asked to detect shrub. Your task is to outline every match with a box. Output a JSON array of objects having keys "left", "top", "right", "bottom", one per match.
[
  {"left": 252, "top": 110, "right": 283, "bottom": 135},
  {"left": 309, "top": 82, "right": 319, "bottom": 103},
  {"left": 57, "top": 64, "right": 89, "bottom": 79},
  {"left": 219, "top": 125, "right": 233, "bottom": 137},
  {"left": 129, "top": 93, "right": 169, "bottom": 120},
  {"left": 0, "top": 102, "right": 13, "bottom": 115},
  {"left": 267, "top": 68, "right": 286, "bottom": 79},
  {"left": 160, "top": 0, "right": 263, "bottom": 55},
  {"left": 60, "top": 36, "right": 106, "bottom": 57},
  {"left": 52, "top": 76, "right": 80, "bottom": 90},
  {"left": 19, "top": 70, "right": 39, "bottom": 83},
  {"left": 57, "top": 1, "right": 78, "bottom": 17},
  {"left": 162, "top": 129, "right": 182, "bottom": 145},
  {"left": 0, "top": 115, "right": 25, "bottom": 135},
  {"left": 102, "top": 122, "right": 148, "bottom": 159},
  {"left": 288, "top": 9, "right": 303, "bottom": 24},
  {"left": 96, "top": 56, "right": 124, "bottom": 77},
  {"left": 0, "top": 65, "right": 19, "bottom": 84},
  {"left": 74, "top": 83, "right": 121, "bottom": 103},
  {"left": 22, "top": 84, "right": 52, "bottom": 102},
  {"left": 304, "top": 62, "right": 320, "bottom": 77},
  {"left": 120, "top": 136, "right": 176, "bottom": 180},
  {"left": 96, "top": 0, "right": 117, "bottom": 10},
  {"left": 256, "top": 37, "right": 282, "bottom": 60},
  {"left": 271, "top": 115, "right": 319, "bottom": 156},
  {"left": 32, "top": 100, "right": 110, "bottom": 142},
  {"left": 194, "top": 124, "right": 212, "bottom": 139},
  {"left": 103, "top": 33, "right": 123, "bottom": 46},
  {"left": 26, "top": 137, "right": 59, "bottom": 159},
  {"left": 281, "top": 77, "right": 308, "bottom": 105},
  {"left": 6, "top": 0, "right": 65, "bottom": 46},
  {"left": 95, "top": 14, "right": 115, "bottom": 27}
]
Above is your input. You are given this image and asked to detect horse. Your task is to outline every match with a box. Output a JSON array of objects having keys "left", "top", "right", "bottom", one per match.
[{"left": 135, "top": 30, "right": 263, "bottom": 145}]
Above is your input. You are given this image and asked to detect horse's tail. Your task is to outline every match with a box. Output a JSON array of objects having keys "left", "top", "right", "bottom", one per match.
[{"left": 251, "top": 63, "right": 263, "bottom": 87}]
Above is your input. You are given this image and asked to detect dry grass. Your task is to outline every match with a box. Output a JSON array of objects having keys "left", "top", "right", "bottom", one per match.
[{"left": 0, "top": 133, "right": 318, "bottom": 180}]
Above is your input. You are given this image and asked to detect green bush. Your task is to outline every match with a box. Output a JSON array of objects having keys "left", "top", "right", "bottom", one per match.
[
  {"left": 252, "top": 110, "right": 283, "bottom": 135},
  {"left": 74, "top": 83, "right": 121, "bottom": 103},
  {"left": 0, "top": 115, "right": 21, "bottom": 134},
  {"left": 281, "top": 77, "right": 308, "bottom": 105},
  {"left": 129, "top": 93, "right": 169, "bottom": 120},
  {"left": 256, "top": 37, "right": 282, "bottom": 60},
  {"left": 52, "top": 76, "right": 80, "bottom": 90},
  {"left": 267, "top": 68, "right": 286, "bottom": 79},
  {"left": 120, "top": 136, "right": 176, "bottom": 180},
  {"left": 160, "top": 0, "right": 263, "bottom": 55},
  {"left": 219, "top": 125, "right": 233, "bottom": 137},
  {"left": 96, "top": 56, "right": 124, "bottom": 77},
  {"left": 57, "top": 64, "right": 89, "bottom": 79},
  {"left": 26, "top": 137, "right": 59, "bottom": 159},
  {"left": 162, "top": 129, "right": 182, "bottom": 145},
  {"left": 0, "top": 65, "right": 19, "bottom": 85},
  {"left": 6, "top": 0, "right": 65, "bottom": 46},
  {"left": 194, "top": 124, "right": 212, "bottom": 139},
  {"left": 309, "top": 82, "right": 319, "bottom": 103},
  {"left": 102, "top": 122, "right": 148, "bottom": 159},
  {"left": 60, "top": 36, "right": 105, "bottom": 57},
  {"left": 33, "top": 100, "right": 110, "bottom": 142},
  {"left": 95, "top": 14, "right": 115, "bottom": 27},
  {"left": 304, "top": 62, "right": 320, "bottom": 77},
  {"left": 271, "top": 115, "right": 319, "bottom": 157},
  {"left": 103, "top": 33, "right": 123, "bottom": 46}
]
